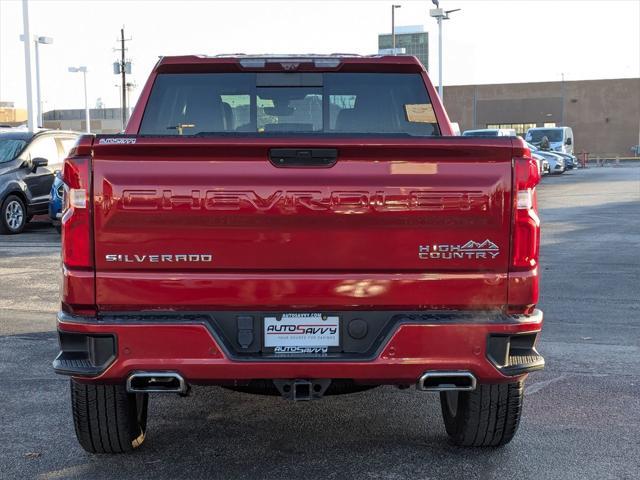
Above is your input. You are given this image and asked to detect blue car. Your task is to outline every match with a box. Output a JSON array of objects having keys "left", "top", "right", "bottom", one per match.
[{"left": 49, "top": 172, "right": 64, "bottom": 232}]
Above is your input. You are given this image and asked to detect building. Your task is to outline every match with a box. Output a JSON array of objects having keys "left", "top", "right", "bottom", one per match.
[
  {"left": 42, "top": 108, "right": 125, "bottom": 133},
  {"left": 443, "top": 78, "right": 640, "bottom": 157},
  {"left": 378, "top": 25, "right": 429, "bottom": 70},
  {"left": 0, "top": 101, "right": 27, "bottom": 126}
]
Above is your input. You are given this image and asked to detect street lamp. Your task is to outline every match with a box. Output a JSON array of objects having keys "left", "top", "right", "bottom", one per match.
[
  {"left": 19, "top": 34, "right": 52, "bottom": 128},
  {"left": 68, "top": 66, "right": 90, "bottom": 133},
  {"left": 34, "top": 36, "right": 53, "bottom": 128},
  {"left": 391, "top": 5, "right": 402, "bottom": 51},
  {"left": 430, "top": 1, "right": 461, "bottom": 99}
]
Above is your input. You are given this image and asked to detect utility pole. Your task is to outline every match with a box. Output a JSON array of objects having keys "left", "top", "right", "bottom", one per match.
[
  {"left": 114, "top": 27, "right": 132, "bottom": 130},
  {"left": 120, "top": 28, "right": 126, "bottom": 128},
  {"left": 21, "top": 0, "right": 35, "bottom": 131}
]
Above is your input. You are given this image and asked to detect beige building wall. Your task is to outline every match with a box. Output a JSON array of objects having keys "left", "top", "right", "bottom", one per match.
[
  {"left": 443, "top": 78, "right": 640, "bottom": 156},
  {"left": 43, "top": 119, "right": 122, "bottom": 134},
  {"left": 0, "top": 107, "right": 28, "bottom": 125}
]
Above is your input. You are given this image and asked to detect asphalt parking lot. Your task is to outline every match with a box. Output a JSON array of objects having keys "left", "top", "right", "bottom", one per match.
[{"left": 1, "top": 166, "right": 639, "bottom": 480}]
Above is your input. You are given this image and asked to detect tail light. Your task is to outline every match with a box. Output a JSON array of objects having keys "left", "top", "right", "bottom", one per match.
[
  {"left": 61, "top": 135, "right": 94, "bottom": 268},
  {"left": 511, "top": 151, "right": 541, "bottom": 271}
]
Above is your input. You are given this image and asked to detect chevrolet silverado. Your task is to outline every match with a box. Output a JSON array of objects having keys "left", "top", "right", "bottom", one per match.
[{"left": 53, "top": 54, "right": 544, "bottom": 453}]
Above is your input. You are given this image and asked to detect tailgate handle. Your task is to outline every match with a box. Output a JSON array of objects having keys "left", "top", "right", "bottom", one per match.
[{"left": 269, "top": 148, "right": 337, "bottom": 168}]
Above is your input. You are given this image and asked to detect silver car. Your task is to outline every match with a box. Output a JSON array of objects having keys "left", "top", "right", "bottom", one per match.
[{"left": 527, "top": 142, "right": 565, "bottom": 174}]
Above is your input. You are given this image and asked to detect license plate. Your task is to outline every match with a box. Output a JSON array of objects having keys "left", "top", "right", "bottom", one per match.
[{"left": 264, "top": 313, "right": 340, "bottom": 348}]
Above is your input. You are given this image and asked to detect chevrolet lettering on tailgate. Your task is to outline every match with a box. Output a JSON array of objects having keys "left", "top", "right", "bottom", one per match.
[{"left": 119, "top": 189, "right": 490, "bottom": 213}]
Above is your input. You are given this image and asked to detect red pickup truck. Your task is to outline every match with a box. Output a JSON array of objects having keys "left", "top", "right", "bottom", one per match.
[{"left": 54, "top": 55, "right": 544, "bottom": 453}]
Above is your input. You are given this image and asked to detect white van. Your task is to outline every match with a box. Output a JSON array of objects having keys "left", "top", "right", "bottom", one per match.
[
  {"left": 525, "top": 127, "right": 574, "bottom": 155},
  {"left": 462, "top": 128, "right": 517, "bottom": 137}
]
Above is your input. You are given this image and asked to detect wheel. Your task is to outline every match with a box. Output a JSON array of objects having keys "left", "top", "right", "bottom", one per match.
[
  {"left": 70, "top": 379, "right": 148, "bottom": 454},
  {"left": 439, "top": 381, "right": 524, "bottom": 447},
  {"left": 0, "top": 195, "right": 27, "bottom": 234}
]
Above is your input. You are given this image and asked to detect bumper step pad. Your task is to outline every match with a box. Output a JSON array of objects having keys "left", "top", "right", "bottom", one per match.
[
  {"left": 53, "top": 331, "right": 116, "bottom": 377},
  {"left": 486, "top": 332, "right": 545, "bottom": 376}
]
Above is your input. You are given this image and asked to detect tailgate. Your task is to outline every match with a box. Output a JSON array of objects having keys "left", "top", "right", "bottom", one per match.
[{"left": 92, "top": 137, "right": 514, "bottom": 310}]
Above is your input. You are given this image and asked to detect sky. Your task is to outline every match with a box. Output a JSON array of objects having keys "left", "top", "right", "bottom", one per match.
[{"left": 1, "top": 0, "right": 639, "bottom": 112}]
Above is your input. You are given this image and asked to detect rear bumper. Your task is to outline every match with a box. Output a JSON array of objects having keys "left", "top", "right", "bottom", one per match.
[{"left": 53, "top": 309, "right": 544, "bottom": 385}]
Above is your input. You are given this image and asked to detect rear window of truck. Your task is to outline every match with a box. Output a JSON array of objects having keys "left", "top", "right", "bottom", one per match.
[{"left": 139, "top": 73, "right": 440, "bottom": 137}]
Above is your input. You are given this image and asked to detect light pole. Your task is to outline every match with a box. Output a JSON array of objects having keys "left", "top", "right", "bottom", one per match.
[
  {"left": 21, "top": 0, "right": 35, "bottom": 131},
  {"left": 430, "top": 1, "right": 460, "bottom": 100},
  {"left": 34, "top": 36, "right": 53, "bottom": 128},
  {"left": 560, "top": 72, "right": 565, "bottom": 126},
  {"left": 68, "top": 67, "right": 90, "bottom": 133},
  {"left": 391, "top": 5, "right": 401, "bottom": 50},
  {"left": 125, "top": 82, "right": 137, "bottom": 119},
  {"left": 19, "top": 33, "right": 52, "bottom": 127}
]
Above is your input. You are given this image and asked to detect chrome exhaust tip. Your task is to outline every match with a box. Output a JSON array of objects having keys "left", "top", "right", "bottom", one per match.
[
  {"left": 126, "top": 371, "right": 187, "bottom": 393},
  {"left": 416, "top": 371, "right": 477, "bottom": 392}
]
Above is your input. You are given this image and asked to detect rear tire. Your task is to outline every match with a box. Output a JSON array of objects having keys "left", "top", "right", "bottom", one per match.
[
  {"left": 439, "top": 381, "right": 524, "bottom": 447},
  {"left": 70, "top": 379, "right": 148, "bottom": 454}
]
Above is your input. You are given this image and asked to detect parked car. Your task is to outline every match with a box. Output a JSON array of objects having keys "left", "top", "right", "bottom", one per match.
[
  {"left": 462, "top": 128, "right": 517, "bottom": 137},
  {"left": 552, "top": 151, "right": 578, "bottom": 169},
  {"left": 531, "top": 151, "right": 550, "bottom": 175},
  {"left": 527, "top": 142, "right": 565, "bottom": 174},
  {"left": 49, "top": 172, "right": 64, "bottom": 233},
  {"left": 545, "top": 152, "right": 565, "bottom": 174},
  {"left": 525, "top": 126, "right": 574, "bottom": 155},
  {"left": 0, "top": 129, "right": 79, "bottom": 234},
  {"left": 54, "top": 54, "right": 544, "bottom": 453}
]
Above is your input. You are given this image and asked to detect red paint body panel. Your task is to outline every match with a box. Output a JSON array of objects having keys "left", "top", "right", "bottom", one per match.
[
  {"left": 58, "top": 317, "right": 542, "bottom": 384},
  {"left": 95, "top": 272, "right": 507, "bottom": 311}
]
